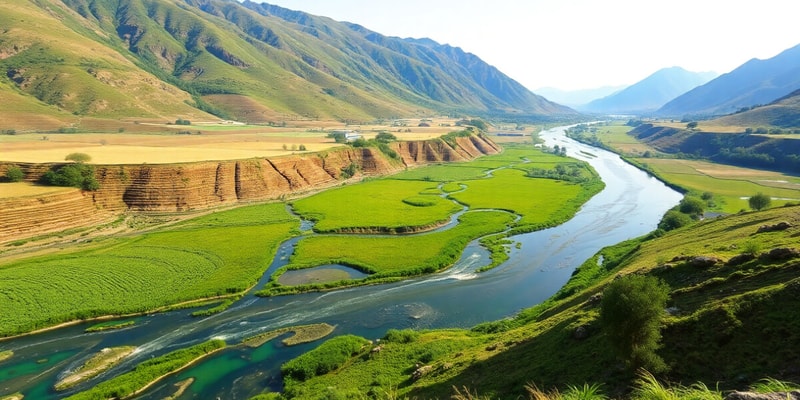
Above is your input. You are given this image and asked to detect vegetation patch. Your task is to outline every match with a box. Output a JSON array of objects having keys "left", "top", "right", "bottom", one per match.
[
  {"left": 0, "top": 350, "right": 12, "bottom": 363},
  {"left": 64, "top": 340, "right": 225, "bottom": 400},
  {"left": 85, "top": 320, "right": 135, "bottom": 333},
  {"left": 0, "top": 203, "right": 297, "bottom": 337},
  {"left": 292, "top": 179, "right": 460, "bottom": 233},
  {"left": 242, "top": 323, "right": 336, "bottom": 348},
  {"left": 54, "top": 346, "right": 136, "bottom": 391},
  {"left": 402, "top": 195, "right": 438, "bottom": 207}
]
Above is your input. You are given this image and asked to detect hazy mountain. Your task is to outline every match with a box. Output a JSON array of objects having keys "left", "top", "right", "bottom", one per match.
[
  {"left": 657, "top": 43, "right": 800, "bottom": 117},
  {"left": 0, "top": 0, "right": 575, "bottom": 127},
  {"left": 534, "top": 85, "right": 627, "bottom": 107},
  {"left": 579, "top": 67, "right": 717, "bottom": 115}
]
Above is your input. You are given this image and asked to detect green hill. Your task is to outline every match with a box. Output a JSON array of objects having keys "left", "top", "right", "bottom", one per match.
[
  {"left": 0, "top": 0, "right": 576, "bottom": 129},
  {"left": 713, "top": 89, "right": 800, "bottom": 129},
  {"left": 281, "top": 205, "right": 800, "bottom": 399}
]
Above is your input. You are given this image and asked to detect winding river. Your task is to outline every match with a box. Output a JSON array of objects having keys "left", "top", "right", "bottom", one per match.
[{"left": 0, "top": 126, "right": 683, "bottom": 399}]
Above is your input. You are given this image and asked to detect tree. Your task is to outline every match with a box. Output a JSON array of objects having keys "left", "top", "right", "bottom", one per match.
[
  {"left": 600, "top": 274, "right": 670, "bottom": 373},
  {"left": 5, "top": 165, "right": 24, "bottom": 182},
  {"left": 657, "top": 210, "right": 693, "bottom": 231},
  {"left": 678, "top": 196, "right": 705, "bottom": 218},
  {"left": 65, "top": 152, "right": 91, "bottom": 163},
  {"left": 748, "top": 192, "right": 771, "bottom": 211},
  {"left": 686, "top": 121, "right": 698, "bottom": 129}
]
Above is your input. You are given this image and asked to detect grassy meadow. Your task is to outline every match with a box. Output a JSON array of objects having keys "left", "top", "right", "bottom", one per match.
[
  {"left": 282, "top": 204, "right": 800, "bottom": 399},
  {"left": 0, "top": 203, "right": 298, "bottom": 337}
]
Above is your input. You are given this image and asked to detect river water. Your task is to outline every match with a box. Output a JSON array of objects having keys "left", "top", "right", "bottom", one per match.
[{"left": 0, "top": 126, "right": 682, "bottom": 399}]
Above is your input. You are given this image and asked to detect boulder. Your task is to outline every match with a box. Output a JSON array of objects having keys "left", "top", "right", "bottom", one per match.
[
  {"left": 688, "top": 256, "right": 723, "bottom": 268},
  {"left": 727, "top": 253, "right": 756, "bottom": 266},
  {"left": 572, "top": 325, "right": 589, "bottom": 340},
  {"left": 725, "top": 391, "right": 800, "bottom": 400},
  {"left": 756, "top": 221, "right": 793, "bottom": 233},
  {"left": 760, "top": 247, "right": 800, "bottom": 262},
  {"left": 411, "top": 365, "right": 433, "bottom": 380}
]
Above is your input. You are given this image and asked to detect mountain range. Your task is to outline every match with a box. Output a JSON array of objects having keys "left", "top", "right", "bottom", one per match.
[
  {"left": 0, "top": 0, "right": 575, "bottom": 129},
  {"left": 577, "top": 67, "right": 717, "bottom": 115},
  {"left": 657, "top": 43, "right": 800, "bottom": 117}
]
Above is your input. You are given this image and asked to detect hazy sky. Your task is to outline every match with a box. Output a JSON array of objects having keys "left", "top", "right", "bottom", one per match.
[{"left": 262, "top": 0, "right": 799, "bottom": 92}]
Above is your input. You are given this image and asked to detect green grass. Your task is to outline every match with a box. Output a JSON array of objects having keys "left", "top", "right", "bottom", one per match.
[
  {"left": 259, "top": 211, "right": 516, "bottom": 295},
  {"left": 283, "top": 205, "right": 800, "bottom": 399},
  {"left": 291, "top": 179, "right": 461, "bottom": 233},
  {"left": 0, "top": 203, "right": 297, "bottom": 337},
  {"left": 85, "top": 320, "right": 136, "bottom": 333},
  {"left": 64, "top": 340, "right": 225, "bottom": 400}
]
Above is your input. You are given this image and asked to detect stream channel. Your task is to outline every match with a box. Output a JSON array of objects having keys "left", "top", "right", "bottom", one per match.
[{"left": 0, "top": 125, "right": 683, "bottom": 399}]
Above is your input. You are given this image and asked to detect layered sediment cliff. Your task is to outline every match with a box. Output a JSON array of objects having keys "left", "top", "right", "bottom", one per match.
[{"left": 0, "top": 134, "right": 499, "bottom": 242}]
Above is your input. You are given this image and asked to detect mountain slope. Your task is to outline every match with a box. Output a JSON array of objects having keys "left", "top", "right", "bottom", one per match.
[
  {"left": 579, "top": 67, "right": 717, "bottom": 115},
  {"left": 0, "top": 0, "right": 575, "bottom": 127},
  {"left": 712, "top": 89, "right": 800, "bottom": 129},
  {"left": 535, "top": 85, "right": 627, "bottom": 107},
  {"left": 657, "top": 43, "right": 800, "bottom": 117}
]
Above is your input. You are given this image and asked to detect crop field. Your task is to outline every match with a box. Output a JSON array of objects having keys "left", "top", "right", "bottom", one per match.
[
  {"left": 640, "top": 158, "right": 800, "bottom": 212},
  {"left": 0, "top": 182, "right": 75, "bottom": 199},
  {"left": 0, "top": 203, "right": 297, "bottom": 337},
  {"left": 391, "top": 164, "right": 489, "bottom": 182},
  {"left": 291, "top": 180, "right": 462, "bottom": 232},
  {"left": 280, "top": 211, "right": 515, "bottom": 277},
  {"left": 0, "top": 118, "right": 460, "bottom": 165}
]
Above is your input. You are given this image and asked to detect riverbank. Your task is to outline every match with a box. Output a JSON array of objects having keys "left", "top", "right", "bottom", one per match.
[{"left": 54, "top": 346, "right": 136, "bottom": 391}]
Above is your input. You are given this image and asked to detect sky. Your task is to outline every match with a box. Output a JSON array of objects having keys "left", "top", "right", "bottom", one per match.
[{"left": 261, "top": 0, "right": 800, "bottom": 92}]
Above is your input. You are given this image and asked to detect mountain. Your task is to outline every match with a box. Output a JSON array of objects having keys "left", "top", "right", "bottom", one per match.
[
  {"left": 0, "top": 0, "right": 575, "bottom": 129},
  {"left": 657, "top": 43, "right": 800, "bottom": 117},
  {"left": 711, "top": 89, "right": 800, "bottom": 129},
  {"left": 534, "top": 85, "right": 627, "bottom": 107},
  {"left": 579, "top": 67, "right": 717, "bottom": 115}
]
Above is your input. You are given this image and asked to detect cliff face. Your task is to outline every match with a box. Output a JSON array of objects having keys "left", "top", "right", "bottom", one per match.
[{"left": 0, "top": 135, "right": 499, "bottom": 242}]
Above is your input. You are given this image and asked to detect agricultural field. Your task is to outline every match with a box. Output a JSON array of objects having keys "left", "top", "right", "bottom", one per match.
[
  {"left": 0, "top": 118, "right": 461, "bottom": 164},
  {"left": 639, "top": 158, "right": 800, "bottom": 213},
  {"left": 291, "top": 180, "right": 462, "bottom": 233},
  {"left": 0, "top": 203, "right": 298, "bottom": 337}
]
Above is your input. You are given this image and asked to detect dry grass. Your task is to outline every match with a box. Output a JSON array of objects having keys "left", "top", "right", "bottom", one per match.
[
  {"left": 0, "top": 119, "right": 461, "bottom": 164},
  {"left": 0, "top": 182, "right": 75, "bottom": 198},
  {"left": 242, "top": 323, "right": 336, "bottom": 348}
]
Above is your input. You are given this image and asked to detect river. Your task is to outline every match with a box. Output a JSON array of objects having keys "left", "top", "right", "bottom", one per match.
[{"left": 0, "top": 125, "right": 683, "bottom": 399}]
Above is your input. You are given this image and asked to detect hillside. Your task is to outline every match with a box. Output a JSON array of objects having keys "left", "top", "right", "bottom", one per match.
[
  {"left": 657, "top": 43, "right": 800, "bottom": 117},
  {"left": 628, "top": 123, "right": 800, "bottom": 172},
  {"left": 0, "top": 0, "right": 575, "bottom": 130},
  {"left": 282, "top": 205, "right": 800, "bottom": 399},
  {"left": 712, "top": 89, "right": 800, "bottom": 129},
  {"left": 579, "top": 67, "right": 717, "bottom": 115}
]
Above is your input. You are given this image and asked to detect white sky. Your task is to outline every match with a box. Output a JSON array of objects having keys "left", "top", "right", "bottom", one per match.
[{"left": 260, "top": 0, "right": 799, "bottom": 91}]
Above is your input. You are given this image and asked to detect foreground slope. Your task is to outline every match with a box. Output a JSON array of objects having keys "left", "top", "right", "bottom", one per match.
[{"left": 282, "top": 205, "right": 800, "bottom": 399}]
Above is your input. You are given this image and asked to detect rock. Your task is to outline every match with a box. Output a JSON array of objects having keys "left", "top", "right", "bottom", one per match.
[
  {"left": 371, "top": 345, "right": 383, "bottom": 354},
  {"left": 688, "top": 256, "right": 722, "bottom": 268},
  {"left": 727, "top": 253, "right": 756, "bottom": 266},
  {"left": 756, "top": 221, "right": 793, "bottom": 233},
  {"left": 572, "top": 325, "right": 589, "bottom": 340},
  {"left": 411, "top": 365, "right": 433, "bottom": 380},
  {"left": 665, "top": 307, "right": 680, "bottom": 315},
  {"left": 588, "top": 293, "right": 603, "bottom": 305},
  {"left": 725, "top": 390, "right": 800, "bottom": 400},
  {"left": 759, "top": 247, "right": 800, "bottom": 262},
  {"left": 671, "top": 255, "right": 690, "bottom": 262},
  {"left": 485, "top": 344, "right": 498, "bottom": 351}
]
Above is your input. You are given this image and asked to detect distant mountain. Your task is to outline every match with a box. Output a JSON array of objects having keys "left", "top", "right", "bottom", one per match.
[
  {"left": 711, "top": 89, "right": 800, "bottom": 129},
  {"left": 579, "top": 67, "right": 717, "bottom": 115},
  {"left": 0, "top": 0, "right": 575, "bottom": 128},
  {"left": 657, "top": 43, "right": 800, "bottom": 117},
  {"left": 534, "top": 85, "right": 626, "bottom": 107}
]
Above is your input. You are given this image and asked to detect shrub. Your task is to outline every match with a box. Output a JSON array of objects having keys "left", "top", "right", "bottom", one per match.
[
  {"left": 657, "top": 210, "right": 693, "bottom": 231},
  {"left": 600, "top": 274, "right": 670, "bottom": 373},
  {"left": 678, "top": 196, "right": 705, "bottom": 218},
  {"left": 383, "top": 328, "right": 420, "bottom": 343},
  {"left": 65, "top": 152, "right": 91, "bottom": 163},
  {"left": 5, "top": 165, "right": 24, "bottom": 182},
  {"left": 748, "top": 192, "right": 771, "bottom": 211},
  {"left": 281, "top": 335, "right": 369, "bottom": 382},
  {"left": 41, "top": 164, "right": 99, "bottom": 190}
]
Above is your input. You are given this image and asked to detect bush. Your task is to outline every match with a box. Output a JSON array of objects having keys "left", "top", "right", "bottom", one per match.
[
  {"left": 600, "top": 275, "right": 670, "bottom": 373},
  {"left": 383, "top": 328, "right": 420, "bottom": 343},
  {"left": 657, "top": 210, "right": 693, "bottom": 231},
  {"left": 678, "top": 196, "right": 705, "bottom": 218},
  {"left": 748, "top": 192, "right": 771, "bottom": 211},
  {"left": 41, "top": 164, "right": 99, "bottom": 190},
  {"left": 65, "top": 152, "right": 92, "bottom": 163},
  {"left": 5, "top": 165, "right": 24, "bottom": 182},
  {"left": 281, "top": 335, "right": 369, "bottom": 382}
]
